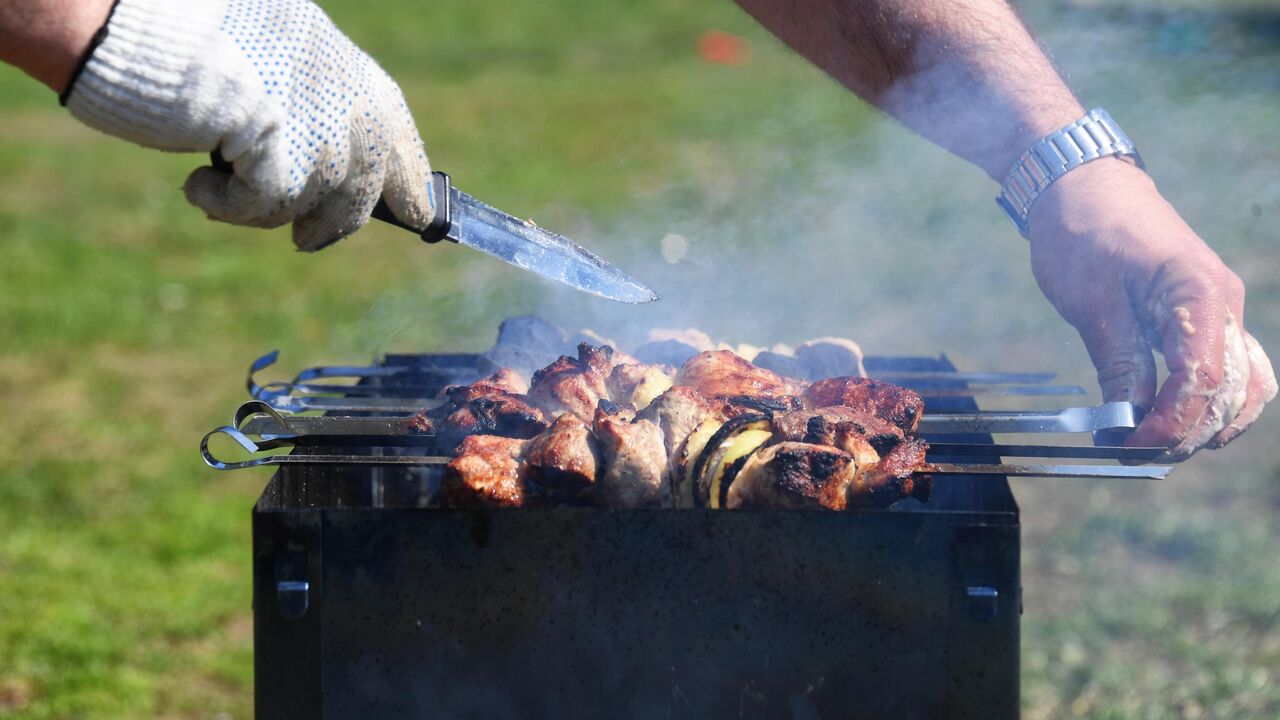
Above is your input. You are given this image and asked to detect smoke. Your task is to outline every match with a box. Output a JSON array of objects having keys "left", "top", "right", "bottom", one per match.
[
  {"left": 341, "top": 0, "right": 1279, "bottom": 394},
  {"left": 507, "top": 1, "right": 1280, "bottom": 387}
]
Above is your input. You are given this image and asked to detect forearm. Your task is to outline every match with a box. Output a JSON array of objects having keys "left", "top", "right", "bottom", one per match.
[
  {"left": 0, "top": 0, "right": 115, "bottom": 93},
  {"left": 734, "top": 0, "right": 1084, "bottom": 181}
]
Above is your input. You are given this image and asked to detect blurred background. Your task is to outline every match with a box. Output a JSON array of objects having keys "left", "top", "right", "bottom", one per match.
[{"left": 0, "top": 0, "right": 1277, "bottom": 717}]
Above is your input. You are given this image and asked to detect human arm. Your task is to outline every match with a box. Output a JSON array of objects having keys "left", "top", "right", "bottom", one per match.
[
  {"left": 0, "top": 0, "right": 114, "bottom": 93},
  {"left": 734, "top": 0, "right": 1276, "bottom": 458},
  {"left": 0, "top": 0, "right": 434, "bottom": 251}
]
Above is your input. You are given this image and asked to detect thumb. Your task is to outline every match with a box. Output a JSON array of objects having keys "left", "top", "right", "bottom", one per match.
[{"left": 1072, "top": 293, "right": 1158, "bottom": 409}]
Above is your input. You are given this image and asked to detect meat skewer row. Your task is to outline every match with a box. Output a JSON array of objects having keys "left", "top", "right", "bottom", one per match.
[{"left": 436, "top": 346, "right": 933, "bottom": 510}]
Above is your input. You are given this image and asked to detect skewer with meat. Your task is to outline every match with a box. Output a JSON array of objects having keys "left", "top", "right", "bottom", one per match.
[
  {"left": 438, "top": 338, "right": 931, "bottom": 511},
  {"left": 801, "top": 376, "right": 924, "bottom": 434},
  {"left": 409, "top": 368, "right": 548, "bottom": 447},
  {"left": 724, "top": 442, "right": 858, "bottom": 510},
  {"left": 593, "top": 402, "right": 669, "bottom": 507},
  {"left": 521, "top": 413, "right": 602, "bottom": 503},
  {"left": 674, "top": 350, "right": 804, "bottom": 400},
  {"left": 527, "top": 343, "right": 647, "bottom": 422},
  {"left": 440, "top": 435, "right": 531, "bottom": 508}
]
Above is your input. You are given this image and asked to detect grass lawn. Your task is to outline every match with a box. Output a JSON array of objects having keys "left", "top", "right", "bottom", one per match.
[{"left": 1, "top": 0, "right": 1277, "bottom": 717}]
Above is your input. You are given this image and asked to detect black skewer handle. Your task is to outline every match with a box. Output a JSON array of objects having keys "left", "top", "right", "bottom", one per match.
[{"left": 208, "top": 148, "right": 453, "bottom": 243}]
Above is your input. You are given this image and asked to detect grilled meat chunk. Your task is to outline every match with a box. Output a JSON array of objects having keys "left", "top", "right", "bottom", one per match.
[
  {"left": 801, "top": 376, "right": 924, "bottom": 433},
  {"left": 772, "top": 406, "right": 906, "bottom": 456},
  {"left": 528, "top": 343, "right": 634, "bottom": 422},
  {"left": 675, "top": 350, "right": 801, "bottom": 400},
  {"left": 725, "top": 442, "right": 857, "bottom": 511},
  {"left": 848, "top": 437, "right": 932, "bottom": 509},
  {"left": 446, "top": 367, "right": 529, "bottom": 398},
  {"left": 408, "top": 369, "right": 546, "bottom": 443},
  {"left": 607, "top": 363, "right": 675, "bottom": 410},
  {"left": 592, "top": 405, "right": 669, "bottom": 507},
  {"left": 521, "top": 413, "right": 601, "bottom": 502},
  {"left": 441, "top": 435, "right": 531, "bottom": 508},
  {"left": 635, "top": 386, "right": 724, "bottom": 459}
]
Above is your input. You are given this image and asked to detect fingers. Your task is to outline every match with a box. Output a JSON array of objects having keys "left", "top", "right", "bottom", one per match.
[
  {"left": 377, "top": 76, "right": 434, "bottom": 231},
  {"left": 292, "top": 122, "right": 386, "bottom": 252},
  {"left": 1073, "top": 288, "right": 1158, "bottom": 410},
  {"left": 1126, "top": 270, "right": 1243, "bottom": 459},
  {"left": 183, "top": 131, "right": 293, "bottom": 229},
  {"left": 291, "top": 177, "right": 374, "bottom": 251},
  {"left": 1208, "top": 330, "right": 1277, "bottom": 448}
]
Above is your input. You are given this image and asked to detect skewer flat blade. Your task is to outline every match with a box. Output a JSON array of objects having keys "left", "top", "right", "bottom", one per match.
[
  {"left": 924, "top": 463, "right": 1170, "bottom": 480},
  {"left": 919, "top": 402, "right": 1139, "bottom": 434},
  {"left": 926, "top": 443, "right": 1166, "bottom": 462}
]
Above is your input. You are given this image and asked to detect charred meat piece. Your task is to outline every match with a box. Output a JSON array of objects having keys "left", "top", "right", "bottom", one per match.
[
  {"left": 606, "top": 362, "right": 674, "bottom": 410},
  {"left": 408, "top": 369, "right": 546, "bottom": 443},
  {"left": 592, "top": 405, "right": 669, "bottom": 507},
  {"left": 848, "top": 437, "right": 932, "bottom": 509},
  {"left": 442, "top": 367, "right": 529, "bottom": 400},
  {"left": 772, "top": 406, "right": 906, "bottom": 456},
  {"left": 528, "top": 343, "right": 632, "bottom": 422},
  {"left": 725, "top": 442, "right": 857, "bottom": 511},
  {"left": 522, "top": 413, "right": 602, "bottom": 502},
  {"left": 441, "top": 435, "right": 531, "bottom": 508},
  {"left": 675, "top": 350, "right": 801, "bottom": 400},
  {"left": 800, "top": 377, "right": 924, "bottom": 433}
]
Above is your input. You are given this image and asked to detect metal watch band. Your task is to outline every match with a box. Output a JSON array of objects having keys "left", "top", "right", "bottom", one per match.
[{"left": 996, "top": 108, "right": 1144, "bottom": 237}]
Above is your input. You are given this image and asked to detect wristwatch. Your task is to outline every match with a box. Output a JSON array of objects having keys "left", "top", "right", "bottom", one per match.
[{"left": 996, "top": 108, "right": 1144, "bottom": 237}]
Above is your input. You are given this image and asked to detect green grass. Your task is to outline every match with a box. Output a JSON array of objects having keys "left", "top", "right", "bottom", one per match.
[{"left": 1, "top": 1, "right": 1278, "bottom": 717}]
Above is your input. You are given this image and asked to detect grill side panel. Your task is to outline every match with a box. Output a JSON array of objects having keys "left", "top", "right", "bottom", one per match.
[{"left": 299, "top": 507, "right": 1016, "bottom": 720}]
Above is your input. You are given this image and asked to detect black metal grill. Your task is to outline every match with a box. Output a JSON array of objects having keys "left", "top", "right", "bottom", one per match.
[{"left": 249, "top": 352, "right": 1019, "bottom": 719}]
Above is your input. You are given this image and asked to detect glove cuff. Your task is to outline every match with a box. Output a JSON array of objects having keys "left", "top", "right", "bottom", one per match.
[{"left": 64, "top": 0, "right": 228, "bottom": 147}]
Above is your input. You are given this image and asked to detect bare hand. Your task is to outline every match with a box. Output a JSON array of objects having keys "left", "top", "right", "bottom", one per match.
[{"left": 1028, "top": 159, "right": 1276, "bottom": 460}]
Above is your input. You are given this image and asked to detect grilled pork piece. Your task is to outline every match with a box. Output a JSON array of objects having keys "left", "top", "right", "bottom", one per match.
[
  {"left": 528, "top": 343, "right": 637, "bottom": 422},
  {"left": 800, "top": 377, "right": 924, "bottom": 433},
  {"left": 592, "top": 405, "right": 669, "bottom": 507},
  {"left": 674, "top": 350, "right": 801, "bottom": 400},
  {"left": 606, "top": 362, "right": 675, "bottom": 410},
  {"left": 772, "top": 406, "right": 906, "bottom": 456},
  {"left": 408, "top": 369, "right": 547, "bottom": 444},
  {"left": 441, "top": 435, "right": 531, "bottom": 508},
  {"left": 848, "top": 437, "right": 932, "bottom": 509},
  {"left": 724, "top": 442, "right": 858, "bottom": 511},
  {"left": 635, "top": 386, "right": 724, "bottom": 459},
  {"left": 521, "top": 413, "right": 601, "bottom": 502}
]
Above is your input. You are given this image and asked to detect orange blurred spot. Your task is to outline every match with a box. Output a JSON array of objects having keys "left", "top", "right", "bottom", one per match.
[{"left": 697, "top": 30, "right": 752, "bottom": 66}]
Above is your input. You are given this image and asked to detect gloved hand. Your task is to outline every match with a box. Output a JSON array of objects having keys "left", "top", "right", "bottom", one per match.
[
  {"left": 1029, "top": 158, "right": 1277, "bottom": 460},
  {"left": 63, "top": 0, "right": 432, "bottom": 250}
]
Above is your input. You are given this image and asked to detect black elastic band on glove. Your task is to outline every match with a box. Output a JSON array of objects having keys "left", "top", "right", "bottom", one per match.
[{"left": 59, "top": 0, "right": 123, "bottom": 106}]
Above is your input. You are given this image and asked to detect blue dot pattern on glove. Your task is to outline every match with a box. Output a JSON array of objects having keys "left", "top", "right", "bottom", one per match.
[{"left": 221, "top": 0, "right": 391, "bottom": 216}]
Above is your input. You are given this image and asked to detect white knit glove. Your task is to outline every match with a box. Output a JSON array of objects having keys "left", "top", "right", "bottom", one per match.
[{"left": 64, "top": 0, "right": 433, "bottom": 250}]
